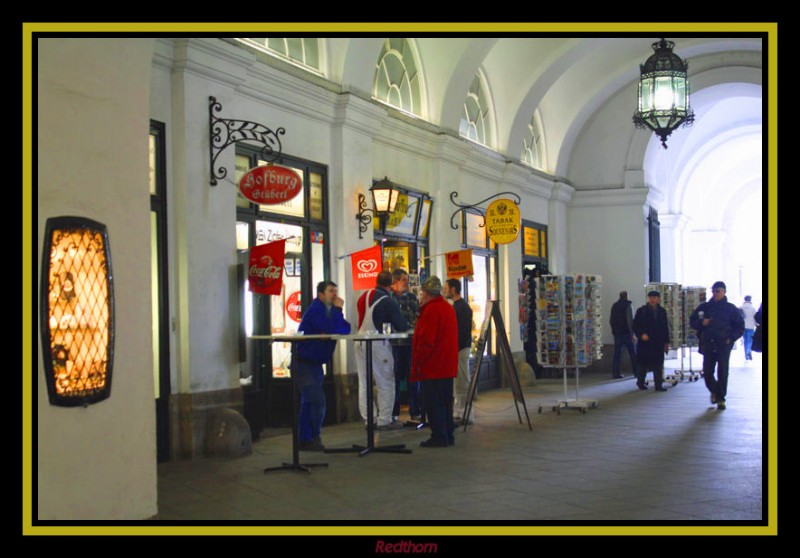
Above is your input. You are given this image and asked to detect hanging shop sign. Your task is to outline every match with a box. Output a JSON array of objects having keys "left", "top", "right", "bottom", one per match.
[
  {"left": 238, "top": 164, "right": 302, "bottom": 205},
  {"left": 248, "top": 239, "right": 285, "bottom": 295},
  {"left": 351, "top": 245, "right": 383, "bottom": 290},
  {"left": 485, "top": 198, "right": 521, "bottom": 244},
  {"left": 445, "top": 249, "right": 474, "bottom": 279}
]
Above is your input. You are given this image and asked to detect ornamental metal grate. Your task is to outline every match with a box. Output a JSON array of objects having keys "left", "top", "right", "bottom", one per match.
[{"left": 41, "top": 217, "right": 114, "bottom": 406}]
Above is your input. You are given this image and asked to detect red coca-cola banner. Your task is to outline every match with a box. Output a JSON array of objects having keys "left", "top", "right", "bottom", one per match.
[
  {"left": 238, "top": 164, "right": 302, "bottom": 205},
  {"left": 249, "top": 239, "right": 286, "bottom": 295},
  {"left": 351, "top": 245, "right": 383, "bottom": 291}
]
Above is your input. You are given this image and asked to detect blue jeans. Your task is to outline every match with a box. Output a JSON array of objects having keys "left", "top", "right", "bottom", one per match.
[
  {"left": 743, "top": 329, "right": 755, "bottom": 359},
  {"left": 613, "top": 333, "right": 637, "bottom": 375},
  {"left": 294, "top": 360, "right": 326, "bottom": 443}
]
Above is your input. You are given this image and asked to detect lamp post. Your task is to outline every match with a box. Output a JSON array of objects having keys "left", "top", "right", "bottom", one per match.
[
  {"left": 633, "top": 38, "right": 695, "bottom": 149},
  {"left": 356, "top": 176, "right": 400, "bottom": 239}
]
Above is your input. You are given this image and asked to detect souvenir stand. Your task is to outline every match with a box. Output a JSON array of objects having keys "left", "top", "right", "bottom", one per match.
[
  {"left": 674, "top": 286, "right": 706, "bottom": 381},
  {"left": 645, "top": 282, "right": 683, "bottom": 386},
  {"left": 535, "top": 274, "right": 603, "bottom": 414}
]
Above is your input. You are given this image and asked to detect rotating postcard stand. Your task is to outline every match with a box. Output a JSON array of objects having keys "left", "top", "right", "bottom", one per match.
[
  {"left": 538, "top": 366, "right": 598, "bottom": 415},
  {"left": 672, "top": 285, "right": 705, "bottom": 382},
  {"left": 325, "top": 334, "right": 412, "bottom": 456},
  {"left": 534, "top": 274, "right": 602, "bottom": 415}
]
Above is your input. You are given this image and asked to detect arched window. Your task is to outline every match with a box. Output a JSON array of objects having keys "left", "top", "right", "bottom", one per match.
[
  {"left": 236, "top": 38, "right": 321, "bottom": 73},
  {"left": 521, "top": 113, "right": 544, "bottom": 169},
  {"left": 459, "top": 72, "right": 495, "bottom": 148},
  {"left": 373, "top": 38, "right": 423, "bottom": 116}
]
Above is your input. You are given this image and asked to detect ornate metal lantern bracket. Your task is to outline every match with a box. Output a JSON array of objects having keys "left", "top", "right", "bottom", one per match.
[
  {"left": 449, "top": 192, "right": 521, "bottom": 229},
  {"left": 209, "top": 96, "right": 286, "bottom": 186}
]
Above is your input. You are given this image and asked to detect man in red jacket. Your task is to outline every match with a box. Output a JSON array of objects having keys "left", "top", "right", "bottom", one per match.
[{"left": 411, "top": 276, "right": 458, "bottom": 447}]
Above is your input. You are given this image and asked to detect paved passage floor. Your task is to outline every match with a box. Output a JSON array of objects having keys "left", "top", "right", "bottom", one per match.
[{"left": 156, "top": 350, "right": 769, "bottom": 529}]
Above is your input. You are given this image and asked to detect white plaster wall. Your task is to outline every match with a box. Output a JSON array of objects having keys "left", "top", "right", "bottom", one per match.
[
  {"left": 569, "top": 191, "right": 648, "bottom": 344},
  {"left": 37, "top": 38, "right": 158, "bottom": 520},
  {"left": 565, "top": 80, "right": 636, "bottom": 190}
]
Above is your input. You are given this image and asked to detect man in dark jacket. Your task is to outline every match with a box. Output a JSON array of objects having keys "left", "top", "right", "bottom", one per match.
[
  {"left": 689, "top": 281, "right": 745, "bottom": 410},
  {"left": 295, "top": 280, "right": 351, "bottom": 451},
  {"left": 609, "top": 291, "right": 637, "bottom": 379},
  {"left": 632, "top": 290, "right": 671, "bottom": 391}
]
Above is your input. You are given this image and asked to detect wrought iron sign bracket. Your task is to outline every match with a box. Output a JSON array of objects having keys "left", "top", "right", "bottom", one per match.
[
  {"left": 209, "top": 96, "right": 286, "bottom": 186},
  {"left": 355, "top": 193, "right": 374, "bottom": 239},
  {"left": 449, "top": 192, "right": 521, "bottom": 229}
]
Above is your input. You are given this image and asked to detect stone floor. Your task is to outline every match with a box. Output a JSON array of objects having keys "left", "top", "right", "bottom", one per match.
[{"left": 155, "top": 349, "right": 771, "bottom": 535}]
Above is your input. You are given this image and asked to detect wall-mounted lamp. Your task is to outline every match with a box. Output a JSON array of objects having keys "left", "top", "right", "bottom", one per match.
[
  {"left": 355, "top": 177, "right": 400, "bottom": 239},
  {"left": 41, "top": 217, "right": 114, "bottom": 407},
  {"left": 632, "top": 38, "right": 695, "bottom": 149}
]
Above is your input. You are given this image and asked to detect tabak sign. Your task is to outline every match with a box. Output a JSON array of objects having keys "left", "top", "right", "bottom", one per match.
[
  {"left": 485, "top": 198, "right": 521, "bottom": 244},
  {"left": 238, "top": 164, "right": 302, "bottom": 205}
]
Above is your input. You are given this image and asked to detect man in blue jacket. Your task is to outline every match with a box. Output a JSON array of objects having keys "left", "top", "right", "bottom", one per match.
[
  {"left": 689, "top": 281, "right": 745, "bottom": 410},
  {"left": 295, "top": 280, "right": 351, "bottom": 450}
]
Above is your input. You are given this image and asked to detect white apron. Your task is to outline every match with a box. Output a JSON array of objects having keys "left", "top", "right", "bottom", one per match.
[{"left": 355, "top": 291, "right": 395, "bottom": 426}]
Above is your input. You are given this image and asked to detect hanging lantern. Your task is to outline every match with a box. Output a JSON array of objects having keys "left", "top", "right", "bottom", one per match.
[{"left": 633, "top": 38, "right": 695, "bottom": 149}]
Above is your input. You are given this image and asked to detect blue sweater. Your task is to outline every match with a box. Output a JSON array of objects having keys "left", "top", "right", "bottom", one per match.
[{"left": 296, "top": 298, "right": 351, "bottom": 365}]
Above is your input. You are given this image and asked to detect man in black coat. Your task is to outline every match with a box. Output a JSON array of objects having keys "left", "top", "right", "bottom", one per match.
[
  {"left": 632, "top": 290, "right": 671, "bottom": 391},
  {"left": 689, "top": 281, "right": 745, "bottom": 410},
  {"left": 609, "top": 291, "right": 637, "bottom": 379}
]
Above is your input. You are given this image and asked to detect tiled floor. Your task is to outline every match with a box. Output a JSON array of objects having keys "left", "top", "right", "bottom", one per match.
[{"left": 156, "top": 350, "right": 768, "bottom": 528}]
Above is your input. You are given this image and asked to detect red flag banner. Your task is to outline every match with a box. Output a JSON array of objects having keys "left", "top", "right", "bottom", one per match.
[
  {"left": 249, "top": 239, "right": 286, "bottom": 295},
  {"left": 445, "top": 249, "right": 473, "bottom": 279},
  {"left": 351, "top": 245, "right": 383, "bottom": 290}
]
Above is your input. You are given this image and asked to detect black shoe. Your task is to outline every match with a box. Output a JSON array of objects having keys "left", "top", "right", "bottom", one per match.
[
  {"left": 654, "top": 386, "right": 667, "bottom": 392},
  {"left": 613, "top": 374, "right": 625, "bottom": 379},
  {"left": 637, "top": 383, "right": 647, "bottom": 390},
  {"left": 298, "top": 439, "right": 325, "bottom": 451},
  {"left": 420, "top": 438, "right": 449, "bottom": 448}
]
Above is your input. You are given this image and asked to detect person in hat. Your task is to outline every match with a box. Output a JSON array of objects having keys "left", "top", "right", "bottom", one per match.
[
  {"left": 411, "top": 275, "right": 458, "bottom": 447},
  {"left": 689, "top": 281, "right": 745, "bottom": 410},
  {"left": 632, "top": 290, "right": 671, "bottom": 391}
]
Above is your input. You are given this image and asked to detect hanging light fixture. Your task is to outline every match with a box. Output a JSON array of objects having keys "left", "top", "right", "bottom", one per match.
[
  {"left": 355, "top": 177, "right": 400, "bottom": 239},
  {"left": 633, "top": 38, "right": 695, "bottom": 149}
]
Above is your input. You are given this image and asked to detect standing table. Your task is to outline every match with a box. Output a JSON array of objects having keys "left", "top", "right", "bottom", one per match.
[
  {"left": 325, "top": 332, "right": 412, "bottom": 456},
  {"left": 250, "top": 332, "right": 411, "bottom": 473}
]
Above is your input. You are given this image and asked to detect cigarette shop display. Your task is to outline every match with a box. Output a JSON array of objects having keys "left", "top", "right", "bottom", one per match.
[{"left": 534, "top": 274, "right": 602, "bottom": 414}]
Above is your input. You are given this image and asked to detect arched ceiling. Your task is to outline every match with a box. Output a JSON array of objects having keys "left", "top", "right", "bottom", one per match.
[{"left": 324, "top": 36, "right": 763, "bottom": 178}]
